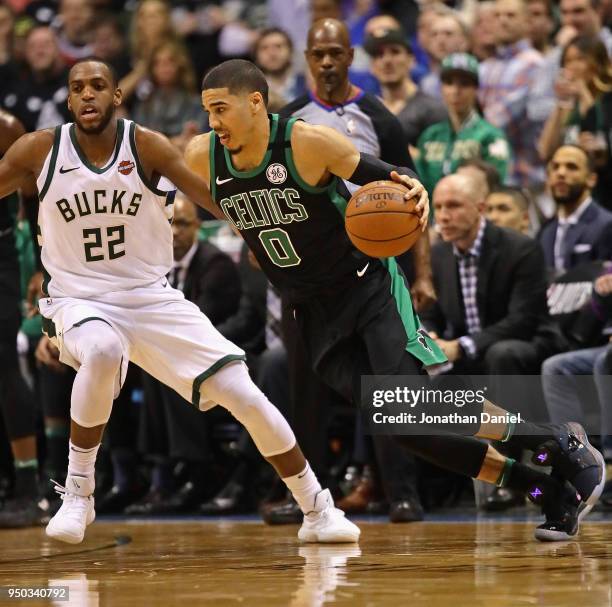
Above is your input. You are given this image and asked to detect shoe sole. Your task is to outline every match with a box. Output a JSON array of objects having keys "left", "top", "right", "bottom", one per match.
[
  {"left": 534, "top": 526, "right": 577, "bottom": 542},
  {"left": 298, "top": 529, "right": 361, "bottom": 543},
  {"left": 534, "top": 423, "right": 606, "bottom": 542},
  {"left": 45, "top": 509, "right": 96, "bottom": 544}
]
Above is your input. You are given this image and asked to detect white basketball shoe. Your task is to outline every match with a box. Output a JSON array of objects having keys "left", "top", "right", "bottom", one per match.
[
  {"left": 298, "top": 489, "right": 361, "bottom": 543},
  {"left": 46, "top": 474, "right": 96, "bottom": 544}
]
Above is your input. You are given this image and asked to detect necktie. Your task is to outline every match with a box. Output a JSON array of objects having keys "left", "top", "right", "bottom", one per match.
[
  {"left": 168, "top": 266, "right": 180, "bottom": 289},
  {"left": 555, "top": 220, "right": 571, "bottom": 273}
]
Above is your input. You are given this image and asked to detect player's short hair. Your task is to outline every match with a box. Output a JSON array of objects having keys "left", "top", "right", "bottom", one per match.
[
  {"left": 202, "top": 59, "right": 269, "bottom": 106},
  {"left": 69, "top": 58, "right": 118, "bottom": 88},
  {"left": 488, "top": 186, "right": 531, "bottom": 212}
]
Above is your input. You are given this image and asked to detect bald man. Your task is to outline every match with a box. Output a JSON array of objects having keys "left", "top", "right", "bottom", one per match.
[
  {"left": 424, "top": 173, "right": 567, "bottom": 511},
  {"left": 424, "top": 173, "right": 553, "bottom": 372},
  {"left": 278, "top": 18, "right": 436, "bottom": 524}
]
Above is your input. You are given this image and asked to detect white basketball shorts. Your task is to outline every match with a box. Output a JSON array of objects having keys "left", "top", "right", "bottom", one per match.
[{"left": 38, "top": 278, "right": 245, "bottom": 410}]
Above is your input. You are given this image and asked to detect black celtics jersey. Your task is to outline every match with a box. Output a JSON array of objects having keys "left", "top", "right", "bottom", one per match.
[{"left": 209, "top": 114, "right": 370, "bottom": 300}]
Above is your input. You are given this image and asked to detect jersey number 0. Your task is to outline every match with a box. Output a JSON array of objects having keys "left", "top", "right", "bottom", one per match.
[{"left": 258, "top": 228, "right": 301, "bottom": 267}]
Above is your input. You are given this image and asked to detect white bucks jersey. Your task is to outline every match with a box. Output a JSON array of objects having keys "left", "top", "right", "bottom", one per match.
[{"left": 36, "top": 119, "right": 175, "bottom": 298}]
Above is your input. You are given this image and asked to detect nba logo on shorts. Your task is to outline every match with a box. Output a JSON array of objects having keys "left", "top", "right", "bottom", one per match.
[{"left": 266, "top": 163, "right": 287, "bottom": 184}]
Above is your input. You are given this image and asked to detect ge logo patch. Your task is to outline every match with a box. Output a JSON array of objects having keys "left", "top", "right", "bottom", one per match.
[{"left": 266, "top": 163, "right": 287, "bottom": 184}]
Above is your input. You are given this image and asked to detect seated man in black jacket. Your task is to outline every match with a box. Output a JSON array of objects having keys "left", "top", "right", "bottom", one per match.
[
  {"left": 424, "top": 173, "right": 560, "bottom": 374},
  {"left": 104, "top": 195, "right": 242, "bottom": 515},
  {"left": 422, "top": 173, "right": 564, "bottom": 510}
]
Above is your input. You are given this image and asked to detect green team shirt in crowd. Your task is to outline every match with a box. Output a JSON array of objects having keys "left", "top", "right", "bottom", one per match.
[{"left": 415, "top": 110, "right": 511, "bottom": 195}]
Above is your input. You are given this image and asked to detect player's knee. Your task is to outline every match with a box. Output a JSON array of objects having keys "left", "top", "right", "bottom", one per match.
[
  {"left": 220, "top": 382, "right": 267, "bottom": 424},
  {"left": 80, "top": 332, "right": 123, "bottom": 376}
]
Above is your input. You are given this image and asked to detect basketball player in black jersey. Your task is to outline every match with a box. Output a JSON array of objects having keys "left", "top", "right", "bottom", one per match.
[{"left": 186, "top": 59, "right": 605, "bottom": 541}]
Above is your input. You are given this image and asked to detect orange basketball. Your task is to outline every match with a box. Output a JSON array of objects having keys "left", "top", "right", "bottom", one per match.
[{"left": 345, "top": 180, "right": 422, "bottom": 258}]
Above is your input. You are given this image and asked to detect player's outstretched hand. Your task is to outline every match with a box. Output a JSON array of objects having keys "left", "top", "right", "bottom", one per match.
[{"left": 390, "top": 170, "right": 429, "bottom": 232}]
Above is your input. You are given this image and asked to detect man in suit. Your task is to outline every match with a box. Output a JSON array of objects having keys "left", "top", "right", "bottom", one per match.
[
  {"left": 423, "top": 172, "right": 563, "bottom": 510},
  {"left": 538, "top": 145, "right": 612, "bottom": 278},
  {"left": 113, "top": 196, "right": 242, "bottom": 515},
  {"left": 425, "top": 173, "right": 555, "bottom": 373}
]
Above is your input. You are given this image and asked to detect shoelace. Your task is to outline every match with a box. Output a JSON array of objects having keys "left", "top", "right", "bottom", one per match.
[{"left": 50, "top": 479, "right": 91, "bottom": 523}]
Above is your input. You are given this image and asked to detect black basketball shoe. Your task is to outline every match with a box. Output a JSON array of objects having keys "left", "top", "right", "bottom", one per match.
[
  {"left": 531, "top": 422, "right": 606, "bottom": 514},
  {"left": 525, "top": 478, "right": 583, "bottom": 541},
  {"left": 0, "top": 496, "right": 51, "bottom": 528}
]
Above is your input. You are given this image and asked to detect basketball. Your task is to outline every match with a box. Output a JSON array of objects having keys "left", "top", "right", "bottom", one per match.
[{"left": 345, "top": 180, "right": 422, "bottom": 258}]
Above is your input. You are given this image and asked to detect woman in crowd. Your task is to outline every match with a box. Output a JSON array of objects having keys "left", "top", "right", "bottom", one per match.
[
  {"left": 119, "top": 0, "right": 177, "bottom": 105},
  {"left": 131, "top": 39, "right": 208, "bottom": 150},
  {"left": 538, "top": 36, "right": 612, "bottom": 162}
]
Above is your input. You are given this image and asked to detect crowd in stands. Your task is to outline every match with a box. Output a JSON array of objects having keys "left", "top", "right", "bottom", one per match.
[{"left": 1, "top": 0, "right": 612, "bottom": 526}]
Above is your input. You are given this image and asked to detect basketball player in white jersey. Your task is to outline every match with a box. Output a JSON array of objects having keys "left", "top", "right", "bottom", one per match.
[{"left": 0, "top": 59, "right": 360, "bottom": 545}]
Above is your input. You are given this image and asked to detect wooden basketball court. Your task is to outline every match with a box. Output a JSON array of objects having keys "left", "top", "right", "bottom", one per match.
[{"left": 0, "top": 517, "right": 610, "bottom": 606}]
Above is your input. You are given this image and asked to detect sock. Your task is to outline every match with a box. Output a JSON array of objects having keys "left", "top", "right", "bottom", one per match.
[
  {"left": 68, "top": 440, "right": 100, "bottom": 480},
  {"left": 14, "top": 459, "right": 38, "bottom": 498},
  {"left": 45, "top": 425, "right": 69, "bottom": 478},
  {"left": 501, "top": 421, "right": 556, "bottom": 451},
  {"left": 499, "top": 459, "right": 562, "bottom": 502},
  {"left": 282, "top": 462, "right": 322, "bottom": 515}
]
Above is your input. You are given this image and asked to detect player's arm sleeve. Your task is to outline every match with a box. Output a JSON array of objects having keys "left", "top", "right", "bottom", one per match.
[
  {"left": 348, "top": 153, "right": 419, "bottom": 186},
  {"left": 377, "top": 111, "right": 417, "bottom": 172}
]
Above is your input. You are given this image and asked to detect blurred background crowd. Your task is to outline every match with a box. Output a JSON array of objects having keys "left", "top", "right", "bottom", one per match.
[{"left": 1, "top": 0, "right": 612, "bottom": 527}]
